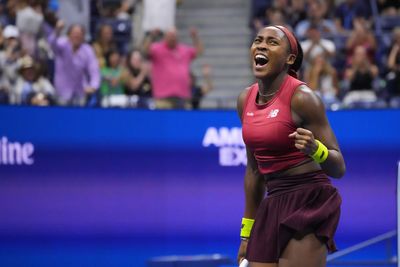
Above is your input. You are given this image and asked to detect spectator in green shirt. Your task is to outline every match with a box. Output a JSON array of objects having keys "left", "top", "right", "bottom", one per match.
[{"left": 100, "top": 49, "right": 123, "bottom": 97}]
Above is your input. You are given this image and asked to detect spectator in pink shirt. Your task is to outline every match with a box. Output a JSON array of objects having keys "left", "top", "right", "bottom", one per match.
[{"left": 143, "top": 27, "right": 203, "bottom": 109}]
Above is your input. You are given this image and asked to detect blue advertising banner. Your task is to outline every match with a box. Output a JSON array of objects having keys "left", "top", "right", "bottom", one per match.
[{"left": 0, "top": 106, "right": 399, "bottom": 266}]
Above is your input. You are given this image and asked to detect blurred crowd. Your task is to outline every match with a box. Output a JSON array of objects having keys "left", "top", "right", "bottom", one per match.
[
  {"left": 0, "top": 0, "right": 212, "bottom": 109},
  {"left": 0, "top": 0, "right": 399, "bottom": 110},
  {"left": 252, "top": 0, "right": 400, "bottom": 109}
]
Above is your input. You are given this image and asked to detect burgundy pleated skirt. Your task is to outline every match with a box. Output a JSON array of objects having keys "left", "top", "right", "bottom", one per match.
[{"left": 246, "top": 170, "right": 341, "bottom": 263}]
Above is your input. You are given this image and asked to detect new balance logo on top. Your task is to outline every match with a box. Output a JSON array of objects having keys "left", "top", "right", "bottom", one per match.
[
  {"left": 267, "top": 109, "right": 279, "bottom": 118},
  {"left": 246, "top": 112, "right": 254, "bottom": 117}
]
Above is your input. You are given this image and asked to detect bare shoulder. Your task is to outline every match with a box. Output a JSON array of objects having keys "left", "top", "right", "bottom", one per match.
[
  {"left": 237, "top": 86, "right": 253, "bottom": 120},
  {"left": 238, "top": 87, "right": 251, "bottom": 105},
  {"left": 291, "top": 84, "right": 326, "bottom": 124}
]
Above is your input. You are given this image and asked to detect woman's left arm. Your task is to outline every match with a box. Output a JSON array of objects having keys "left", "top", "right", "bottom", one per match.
[{"left": 289, "top": 85, "right": 346, "bottom": 178}]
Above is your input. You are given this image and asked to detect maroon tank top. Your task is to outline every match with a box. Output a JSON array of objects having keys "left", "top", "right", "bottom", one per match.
[{"left": 242, "top": 75, "right": 309, "bottom": 175}]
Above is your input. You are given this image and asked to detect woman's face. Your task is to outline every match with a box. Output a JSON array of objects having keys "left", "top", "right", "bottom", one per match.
[
  {"left": 22, "top": 67, "right": 36, "bottom": 82},
  {"left": 353, "top": 45, "right": 367, "bottom": 66},
  {"left": 109, "top": 52, "right": 120, "bottom": 68},
  {"left": 100, "top": 25, "right": 113, "bottom": 42},
  {"left": 250, "top": 26, "right": 291, "bottom": 79},
  {"left": 129, "top": 51, "right": 142, "bottom": 68}
]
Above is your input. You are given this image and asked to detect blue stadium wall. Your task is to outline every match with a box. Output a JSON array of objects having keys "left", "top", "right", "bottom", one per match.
[{"left": 0, "top": 106, "right": 399, "bottom": 265}]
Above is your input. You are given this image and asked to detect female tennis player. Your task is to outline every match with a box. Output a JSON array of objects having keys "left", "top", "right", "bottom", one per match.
[{"left": 236, "top": 25, "right": 346, "bottom": 267}]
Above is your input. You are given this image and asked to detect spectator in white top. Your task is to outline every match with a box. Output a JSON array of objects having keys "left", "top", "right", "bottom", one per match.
[{"left": 300, "top": 25, "right": 336, "bottom": 66}]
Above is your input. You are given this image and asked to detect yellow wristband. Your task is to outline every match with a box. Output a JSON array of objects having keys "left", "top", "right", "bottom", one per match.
[
  {"left": 240, "top": 218, "right": 255, "bottom": 238},
  {"left": 311, "top": 140, "right": 329, "bottom": 163}
]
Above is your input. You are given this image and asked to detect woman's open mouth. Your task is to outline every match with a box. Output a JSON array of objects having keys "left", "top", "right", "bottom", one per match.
[{"left": 254, "top": 54, "right": 269, "bottom": 68}]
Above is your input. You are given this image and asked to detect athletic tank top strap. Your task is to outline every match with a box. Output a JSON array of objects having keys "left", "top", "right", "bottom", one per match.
[{"left": 277, "top": 75, "right": 305, "bottom": 107}]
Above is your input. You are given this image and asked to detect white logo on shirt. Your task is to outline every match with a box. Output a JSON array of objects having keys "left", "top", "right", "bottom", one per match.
[
  {"left": 267, "top": 109, "right": 279, "bottom": 118},
  {"left": 246, "top": 112, "right": 254, "bottom": 117}
]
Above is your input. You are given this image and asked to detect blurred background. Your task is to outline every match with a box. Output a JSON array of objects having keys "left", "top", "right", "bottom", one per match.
[{"left": 0, "top": 0, "right": 399, "bottom": 267}]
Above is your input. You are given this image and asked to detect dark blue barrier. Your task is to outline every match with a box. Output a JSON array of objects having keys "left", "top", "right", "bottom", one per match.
[{"left": 147, "top": 254, "right": 233, "bottom": 267}]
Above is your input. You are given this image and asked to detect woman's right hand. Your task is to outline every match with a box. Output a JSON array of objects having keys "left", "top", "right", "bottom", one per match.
[
  {"left": 392, "top": 44, "right": 400, "bottom": 55},
  {"left": 237, "top": 239, "right": 248, "bottom": 265},
  {"left": 55, "top": 20, "right": 65, "bottom": 34},
  {"left": 141, "top": 62, "right": 150, "bottom": 75}
]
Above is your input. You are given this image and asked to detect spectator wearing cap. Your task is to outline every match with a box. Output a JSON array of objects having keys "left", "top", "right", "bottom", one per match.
[
  {"left": 48, "top": 20, "right": 100, "bottom": 106},
  {"left": 2, "top": 24, "right": 19, "bottom": 39},
  {"left": 12, "top": 55, "right": 55, "bottom": 105}
]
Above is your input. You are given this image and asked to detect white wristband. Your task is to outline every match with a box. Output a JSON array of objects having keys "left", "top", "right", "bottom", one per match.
[{"left": 239, "top": 259, "right": 249, "bottom": 267}]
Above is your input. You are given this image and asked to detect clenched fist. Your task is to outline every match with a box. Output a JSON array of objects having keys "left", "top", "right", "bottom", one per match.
[{"left": 288, "top": 128, "right": 318, "bottom": 155}]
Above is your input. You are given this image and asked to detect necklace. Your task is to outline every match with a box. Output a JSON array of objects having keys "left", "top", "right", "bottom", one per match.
[{"left": 258, "top": 89, "right": 278, "bottom": 98}]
